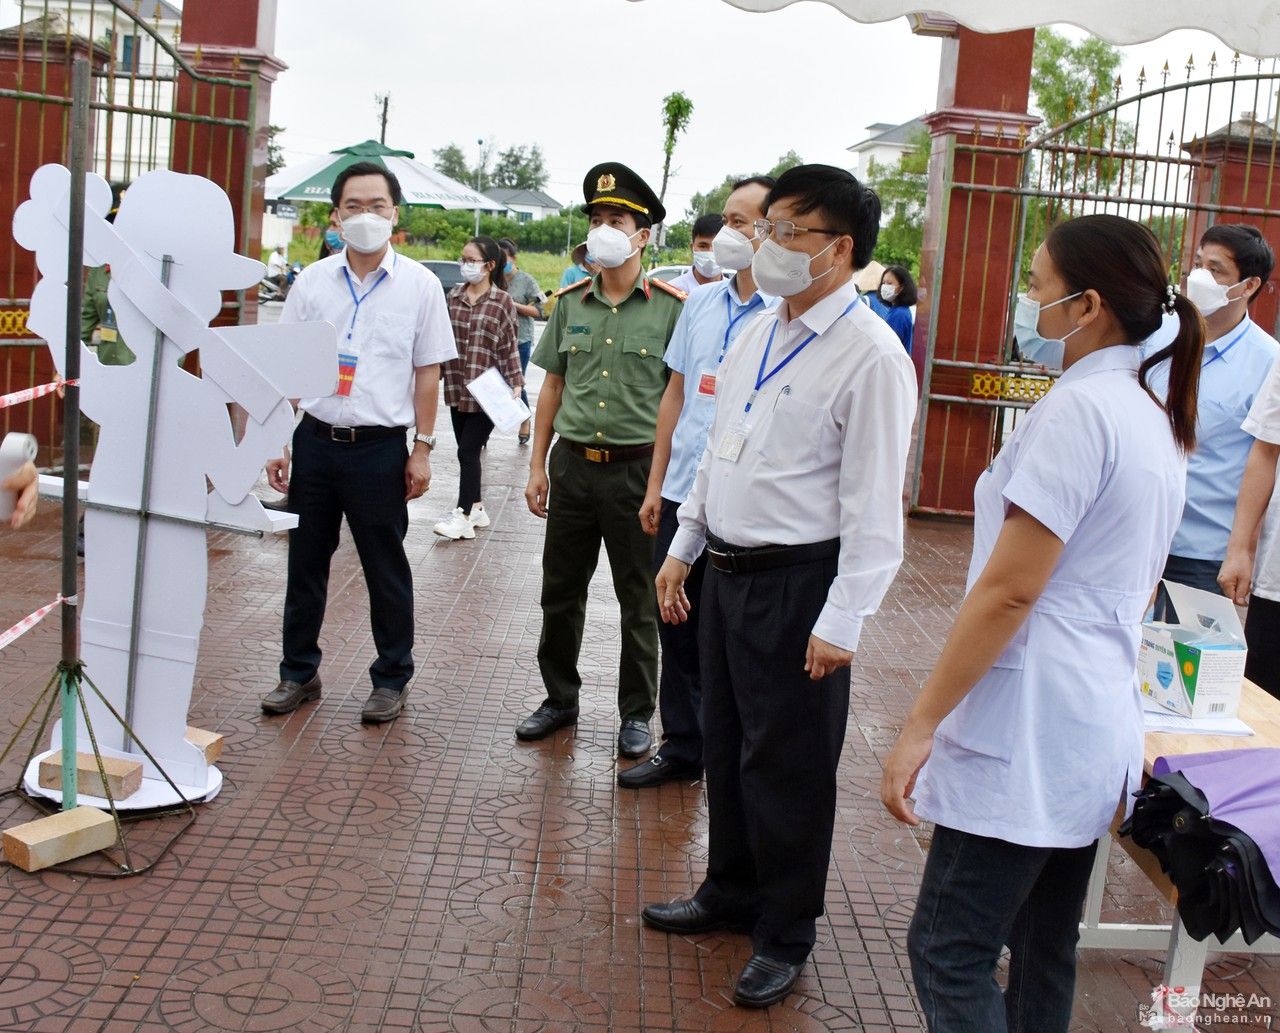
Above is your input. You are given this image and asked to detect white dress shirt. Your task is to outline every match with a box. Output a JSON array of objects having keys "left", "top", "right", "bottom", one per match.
[
  {"left": 669, "top": 278, "right": 918, "bottom": 651},
  {"left": 282, "top": 248, "right": 456, "bottom": 428},
  {"left": 913, "top": 346, "right": 1186, "bottom": 848},
  {"left": 1242, "top": 357, "right": 1280, "bottom": 602}
]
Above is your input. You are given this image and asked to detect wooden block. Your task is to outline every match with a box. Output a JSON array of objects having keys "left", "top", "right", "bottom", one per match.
[
  {"left": 185, "top": 726, "right": 224, "bottom": 765},
  {"left": 38, "top": 751, "right": 143, "bottom": 799},
  {"left": 3, "top": 806, "right": 116, "bottom": 872}
]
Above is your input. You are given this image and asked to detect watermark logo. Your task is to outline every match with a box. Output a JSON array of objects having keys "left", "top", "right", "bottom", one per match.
[{"left": 1138, "top": 984, "right": 1273, "bottom": 1028}]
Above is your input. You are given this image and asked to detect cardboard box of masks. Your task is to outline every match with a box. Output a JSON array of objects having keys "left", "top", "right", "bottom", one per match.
[{"left": 1138, "top": 580, "right": 1246, "bottom": 720}]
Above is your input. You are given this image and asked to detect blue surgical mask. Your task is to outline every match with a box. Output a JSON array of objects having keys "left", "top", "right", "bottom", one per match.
[
  {"left": 1013, "top": 290, "right": 1083, "bottom": 370},
  {"left": 324, "top": 229, "right": 342, "bottom": 248},
  {"left": 505, "top": 261, "right": 514, "bottom": 274}
]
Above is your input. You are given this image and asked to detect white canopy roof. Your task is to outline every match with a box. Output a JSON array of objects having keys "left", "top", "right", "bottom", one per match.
[{"left": 669, "top": 1, "right": 1280, "bottom": 57}]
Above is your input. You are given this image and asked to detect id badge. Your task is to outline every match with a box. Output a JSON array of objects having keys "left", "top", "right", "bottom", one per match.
[
  {"left": 697, "top": 369, "right": 717, "bottom": 397},
  {"left": 337, "top": 352, "right": 358, "bottom": 397},
  {"left": 716, "top": 416, "right": 750, "bottom": 463}
]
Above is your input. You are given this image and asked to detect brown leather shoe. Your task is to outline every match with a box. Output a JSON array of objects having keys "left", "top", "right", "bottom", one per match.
[
  {"left": 361, "top": 686, "right": 406, "bottom": 724},
  {"left": 261, "top": 674, "right": 321, "bottom": 715}
]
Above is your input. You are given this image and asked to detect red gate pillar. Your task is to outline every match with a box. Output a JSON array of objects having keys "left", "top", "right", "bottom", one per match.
[
  {"left": 1181, "top": 115, "right": 1280, "bottom": 339},
  {"left": 172, "top": 0, "right": 284, "bottom": 327},
  {"left": 912, "top": 23, "right": 1038, "bottom": 515}
]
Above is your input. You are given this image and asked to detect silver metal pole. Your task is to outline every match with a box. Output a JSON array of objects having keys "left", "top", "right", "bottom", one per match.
[
  {"left": 122, "top": 254, "right": 173, "bottom": 752},
  {"left": 59, "top": 56, "right": 91, "bottom": 810}
]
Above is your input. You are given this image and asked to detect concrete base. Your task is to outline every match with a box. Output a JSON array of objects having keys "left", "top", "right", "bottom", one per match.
[{"left": 23, "top": 748, "right": 222, "bottom": 809}]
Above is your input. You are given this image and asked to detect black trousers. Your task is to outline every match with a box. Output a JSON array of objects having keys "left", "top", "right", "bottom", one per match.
[
  {"left": 693, "top": 551, "right": 850, "bottom": 964},
  {"left": 651, "top": 497, "right": 706, "bottom": 768},
  {"left": 1245, "top": 594, "right": 1280, "bottom": 700},
  {"left": 449, "top": 406, "right": 494, "bottom": 512},
  {"left": 280, "top": 423, "right": 413, "bottom": 690},
  {"left": 537, "top": 440, "right": 658, "bottom": 720}
]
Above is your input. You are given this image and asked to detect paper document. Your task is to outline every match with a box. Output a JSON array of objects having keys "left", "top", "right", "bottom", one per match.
[
  {"left": 465, "top": 366, "right": 530, "bottom": 434},
  {"left": 1142, "top": 705, "right": 1255, "bottom": 737}
]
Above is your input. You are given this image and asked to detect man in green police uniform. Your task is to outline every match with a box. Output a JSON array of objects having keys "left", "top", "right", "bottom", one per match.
[{"left": 520, "top": 162, "right": 685, "bottom": 759}]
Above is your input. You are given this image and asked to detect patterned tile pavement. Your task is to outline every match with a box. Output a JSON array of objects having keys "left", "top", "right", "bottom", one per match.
[{"left": 0, "top": 359, "right": 1276, "bottom": 1032}]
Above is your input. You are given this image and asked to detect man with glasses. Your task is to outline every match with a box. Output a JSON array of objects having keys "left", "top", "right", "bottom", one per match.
[
  {"left": 620, "top": 176, "right": 777, "bottom": 790},
  {"left": 643, "top": 165, "right": 917, "bottom": 1008},
  {"left": 519, "top": 161, "right": 685, "bottom": 762},
  {"left": 261, "top": 161, "right": 455, "bottom": 725}
]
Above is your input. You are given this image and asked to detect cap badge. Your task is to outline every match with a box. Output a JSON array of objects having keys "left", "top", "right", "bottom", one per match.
[{"left": 597, "top": 173, "right": 617, "bottom": 192}]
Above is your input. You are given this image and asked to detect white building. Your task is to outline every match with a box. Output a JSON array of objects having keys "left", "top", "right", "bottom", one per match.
[
  {"left": 484, "top": 187, "right": 564, "bottom": 223},
  {"left": 847, "top": 116, "right": 928, "bottom": 178}
]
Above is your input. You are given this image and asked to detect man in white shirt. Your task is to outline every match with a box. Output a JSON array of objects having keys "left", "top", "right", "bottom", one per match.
[
  {"left": 266, "top": 244, "right": 288, "bottom": 293},
  {"left": 1220, "top": 354, "right": 1280, "bottom": 700},
  {"left": 669, "top": 213, "right": 726, "bottom": 295},
  {"left": 644, "top": 165, "right": 918, "bottom": 1007},
  {"left": 261, "top": 162, "right": 456, "bottom": 724}
]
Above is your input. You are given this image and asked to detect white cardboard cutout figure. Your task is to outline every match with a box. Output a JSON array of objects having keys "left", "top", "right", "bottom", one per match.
[{"left": 13, "top": 164, "right": 337, "bottom": 805}]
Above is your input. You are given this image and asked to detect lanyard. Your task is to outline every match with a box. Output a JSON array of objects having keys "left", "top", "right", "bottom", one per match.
[
  {"left": 1202, "top": 320, "right": 1251, "bottom": 370},
  {"left": 341, "top": 264, "right": 391, "bottom": 341},
  {"left": 744, "top": 298, "right": 859, "bottom": 413},
  {"left": 720, "top": 289, "right": 764, "bottom": 364}
]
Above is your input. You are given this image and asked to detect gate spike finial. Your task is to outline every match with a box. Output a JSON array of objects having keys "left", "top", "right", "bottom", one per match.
[
  {"left": 1185, "top": 53, "right": 1195, "bottom": 79},
  {"left": 1161, "top": 61, "right": 1171, "bottom": 84},
  {"left": 1137, "top": 66, "right": 1147, "bottom": 88},
  {"left": 1232, "top": 51, "right": 1241, "bottom": 71},
  {"left": 1209, "top": 52, "right": 1218, "bottom": 75},
  {"left": 1113, "top": 74, "right": 1122, "bottom": 99}
]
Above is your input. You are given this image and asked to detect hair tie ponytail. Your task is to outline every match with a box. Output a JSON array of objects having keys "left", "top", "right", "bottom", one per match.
[{"left": 1164, "top": 283, "right": 1179, "bottom": 315}]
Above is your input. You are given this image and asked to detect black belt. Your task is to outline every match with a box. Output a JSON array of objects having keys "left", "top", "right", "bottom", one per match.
[
  {"left": 302, "top": 412, "right": 406, "bottom": 443},
  {"left": 561, "top": 439, "right": 654, "bottom": 463},
  {"left": 705, "top": 533, "right": 839, "bottom": 574}
]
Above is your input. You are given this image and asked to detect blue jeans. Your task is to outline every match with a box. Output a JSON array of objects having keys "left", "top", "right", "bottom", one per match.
[
  {"left": 908, "top": 825, "right": 1097, "bottom": 1033},
  {"left": 518, "top": 339, "right": 532, "bottom": 413}
]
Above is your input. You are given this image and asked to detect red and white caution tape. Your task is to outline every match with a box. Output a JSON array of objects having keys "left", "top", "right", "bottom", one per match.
[
  {"left": 0, "top": 379, "right": 76, "bottom": 410},
  {"left": 0, "top": 596, "right": 65, "bottom": 651}
]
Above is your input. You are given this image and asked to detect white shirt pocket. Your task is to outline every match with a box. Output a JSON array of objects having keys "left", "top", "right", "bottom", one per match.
[
  {"left": 757, "top": 394, "right": 829, "bottom": 467},
  {"left": 368, "top": 312, "right": 415, "bottom": 360}
]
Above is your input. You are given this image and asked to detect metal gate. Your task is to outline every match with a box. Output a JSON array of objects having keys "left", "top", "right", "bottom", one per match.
[
  {"left": 913, "top": 55, "right": 1280, "bottom": 515},
  {"left": 0, "top": 0, "right": 256, "bottom": 462}
]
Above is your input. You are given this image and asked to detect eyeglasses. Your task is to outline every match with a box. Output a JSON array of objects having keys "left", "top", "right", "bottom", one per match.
[
  {"left": 752, "top": 218, "right": 843, "bottom": 245},
  {"left": 340, "top": 203, "right": 394, "bottom": 217}
]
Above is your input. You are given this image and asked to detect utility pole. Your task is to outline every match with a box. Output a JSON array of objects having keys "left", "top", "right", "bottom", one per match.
[
  {"left": 474, "top": 137, "right": 483, "bottom": 237},
  {"left": 375, "top": 92, "right": 390, "bottom": 145}
]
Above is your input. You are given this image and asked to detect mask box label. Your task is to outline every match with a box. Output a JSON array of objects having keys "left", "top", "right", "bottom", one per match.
[{"left": 1137, "top": 580, "right": 1246, "bottom": 719}]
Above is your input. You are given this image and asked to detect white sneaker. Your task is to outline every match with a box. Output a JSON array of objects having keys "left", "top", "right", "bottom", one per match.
[
  {"left": 433, "top": 508, "right": 475, "bottom": 540},
  {"left": 468, "top": 503, "right": 491, "bottom": 529}
]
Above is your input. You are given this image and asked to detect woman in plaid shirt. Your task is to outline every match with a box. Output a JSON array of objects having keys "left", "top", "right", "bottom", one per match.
[{"left": 435, "top": 235, "right": 524, "bottom": 541}]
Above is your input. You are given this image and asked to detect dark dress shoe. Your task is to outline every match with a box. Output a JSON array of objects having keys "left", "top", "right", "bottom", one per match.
[
  {"left": 641, "top": 898, "right": 749, "bottom": 935},
  {"left": 617, "top": 718, "right": 651, "bottom": 758},
  {"left": 261, "top": 675, "right": 321, "bottom": 715},
  {"left": 733, "top": 954, "right": 804, "bottom": 1008},
  {"left": 514, "top": 704, "right": 578, "bottom": 741},
  {"left": 617, "top": 754, "right": 701, "bottom": 789},
  {"left": 361, "top": 686, "right": 406, "bottom": 724}
]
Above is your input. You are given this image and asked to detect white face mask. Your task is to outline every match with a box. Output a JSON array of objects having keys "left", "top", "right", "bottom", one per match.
[
  {"left": 459, "top": 261, "right": 487, "bottom": 284},
  {"left": 586, "top": 224, "right": 642, "bottom": 268},
  {"left": 750, "top": 237, "right": 837, "bottom": 298},
  {"left": 341, "top": 212, "right": 393, "bottom": 254},
  {"left": 1185, "top": 267, "right": 1245, "bottom": 317},
  {"left": 880, "top": 283, "right": 899, "bottom": 302},
  {"left": 1012, "top": 290, "right": 1082, "bottom": 370},
  {"left": 691, "top": 250, "right": 722, "bottom": 279},
  {"left": 711, "top": 225, "right": 756, "bottom": 272}
]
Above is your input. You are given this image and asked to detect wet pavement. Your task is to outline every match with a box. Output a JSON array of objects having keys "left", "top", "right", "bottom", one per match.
[{"left": 0, "top": 353, "right": 1276, "bottom": 1032}]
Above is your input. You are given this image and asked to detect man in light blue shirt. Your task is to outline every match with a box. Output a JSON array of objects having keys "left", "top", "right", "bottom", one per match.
[
  {"left": 619, "top": 175, "right": 778, "bottom": 790},
  {"left": 1144, "top": 223, "right": 1278, "bottom": 600}
]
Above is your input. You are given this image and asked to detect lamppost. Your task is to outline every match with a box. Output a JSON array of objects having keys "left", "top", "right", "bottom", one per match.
[{"left": 474, "top": 137, "right": 483, "bottom": 237}]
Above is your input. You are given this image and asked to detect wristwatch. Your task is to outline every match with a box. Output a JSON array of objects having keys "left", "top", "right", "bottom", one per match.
[{"left": 413, "top": 433, "right": 436, "bottom": 449}]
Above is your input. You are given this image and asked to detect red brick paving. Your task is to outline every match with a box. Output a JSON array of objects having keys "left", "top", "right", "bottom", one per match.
[{"left": 0, "top": 366, "right": 1276, "bottom": 1032}]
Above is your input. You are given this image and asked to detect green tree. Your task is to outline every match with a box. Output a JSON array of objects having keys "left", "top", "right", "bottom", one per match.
[
  {"left": 657, "top": 91, "right": 694, "bottom": 218},
  {"left": 265, "top": 124, "right": 287, "bottom": 176},
  {"left": 684, "top": 152, "right": 806, "bottom": 222},
  {"left": 433, "top": 143, "right": 471, "bottom": 184},
  {"left": 865, "top": 129, "right": 930, "bottom": 273},
  {"left": 491, "top": 144, "right": 549, "bottom": 191}
]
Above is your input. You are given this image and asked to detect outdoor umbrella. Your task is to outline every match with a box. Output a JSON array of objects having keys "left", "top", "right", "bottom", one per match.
[
  {"left": 647, "top": 0, "right": 1280, "bottom": 56},
  {"left": 1121, "top": 748, "right": 1280, "bottom": 945},
  {"left": 265, "top": 140, "right": 507, "bottom": 211}
]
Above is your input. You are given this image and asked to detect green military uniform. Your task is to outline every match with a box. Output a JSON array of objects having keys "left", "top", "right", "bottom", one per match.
[
  {"left": 530, "top": 163, "right": 685, "bottom": 723},
  {"left": 81, "top": 265, "right": 134, "bottom": 366}
]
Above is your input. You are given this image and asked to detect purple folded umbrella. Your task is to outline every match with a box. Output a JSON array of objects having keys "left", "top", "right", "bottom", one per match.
[{"left": 1153, "top": 748, "right": 1280, "bottom": 885}]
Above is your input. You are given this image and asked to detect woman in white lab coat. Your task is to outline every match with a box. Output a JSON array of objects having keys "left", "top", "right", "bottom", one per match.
[{"left": 881, "top": 214, "right": 1204, "bottom": 1033}]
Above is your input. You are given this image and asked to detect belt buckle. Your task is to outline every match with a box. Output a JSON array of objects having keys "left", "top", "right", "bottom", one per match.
[
  {"left": 330, "top": 425, "right": 356, "bottom": 443},
  {"left": 584, "top": 446, "right": 604, "bottom": 462}
]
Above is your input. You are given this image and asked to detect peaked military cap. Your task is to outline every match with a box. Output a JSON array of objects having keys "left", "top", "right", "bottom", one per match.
[{"left": 581, "top": 162, "right": 665, "bottom": 225}]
